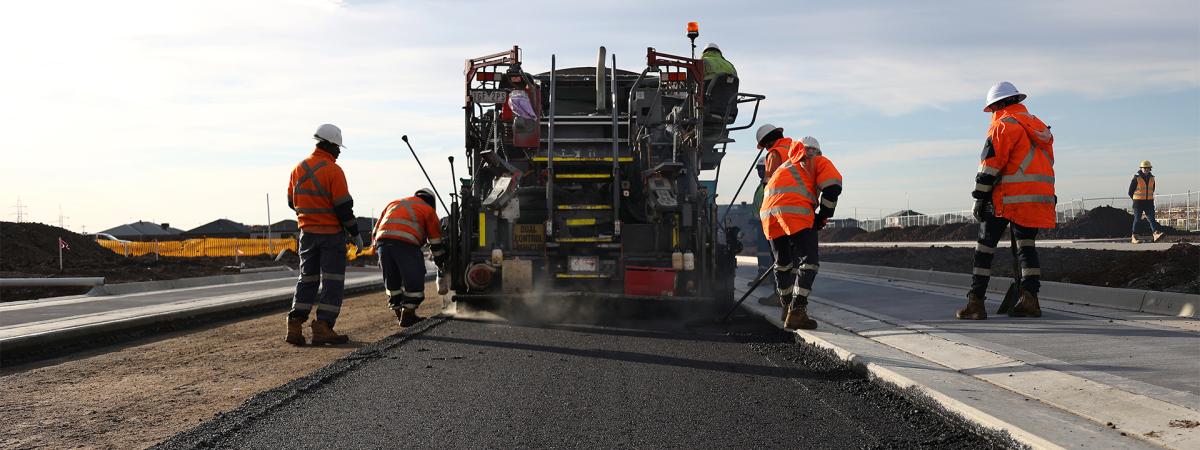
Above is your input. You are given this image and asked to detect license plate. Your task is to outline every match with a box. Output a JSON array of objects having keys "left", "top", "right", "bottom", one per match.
[
  {"left": 568, "top": 256, "right": 599, "bottom": 272},
  {"left": 470, "top": 89, "right": 508, "bottom": 104}
]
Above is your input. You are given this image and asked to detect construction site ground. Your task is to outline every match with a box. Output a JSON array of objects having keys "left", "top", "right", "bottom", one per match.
[
  {"left": 819, "top": 242, "right": 1199, "bottom": 294},
  {"left": 0, "top": 286, "right": 440, "bottom": 450}
]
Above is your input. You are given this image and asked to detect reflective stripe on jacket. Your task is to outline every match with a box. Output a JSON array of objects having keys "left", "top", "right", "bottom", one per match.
[
  {"left": 760, "top": 147, "right": 842, "bottom": 240},
  {"left": 975, "top": 104, "right": 1056, "bottom": 229},
  {"left": 372, "top": 196, "right": 442, "bottom": 249},
  {"left": 1132, "top": 174, "right": 1155, "bottom": 201},
  {"left": 289, "top": 149, "right": 352, "bottom": 234}
]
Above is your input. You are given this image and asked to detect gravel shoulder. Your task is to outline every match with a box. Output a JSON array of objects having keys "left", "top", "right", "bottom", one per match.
[{"left": 0, "top": 285, "right": 438, "bottom": 450}]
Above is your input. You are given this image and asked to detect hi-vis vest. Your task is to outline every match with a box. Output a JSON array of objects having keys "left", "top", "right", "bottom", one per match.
[
  {"left": 760, "top": 145, "right": 842, "bottom": 240},
  {"left": 1133, "top": 175, "right": 1155, "bottom": 200},
  {"left": 979, "top": 104, "right": 1056, "bottom": 229},
  {"left": 373, "top": 196, "right": 442, "bottom": 248},
  {"left": 289, "top": 149, "right": 353, "bottom": 234}
]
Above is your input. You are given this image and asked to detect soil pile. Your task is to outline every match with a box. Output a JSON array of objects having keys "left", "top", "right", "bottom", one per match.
[
  {"left": 1045, "top": 206, "right": 1185, "bottom": 239},
  {"left": 819, "top": 227, "right": 867, "bottom": 242},
  {"left": 1, "top": 222, "right": 119, "bottom": 270}
]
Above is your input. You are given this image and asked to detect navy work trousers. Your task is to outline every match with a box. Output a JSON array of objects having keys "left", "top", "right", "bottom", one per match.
[
  {"left": 289, "top": 231, "right": 348, "bottom": 327},
  {"left": 377, "top": 239, "right": 427, "bottom": 310}
]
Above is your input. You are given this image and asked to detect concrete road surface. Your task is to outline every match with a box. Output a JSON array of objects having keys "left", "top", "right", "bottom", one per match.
[{"left": 157, "top": 314, "right": 1007, "bottom": 449}]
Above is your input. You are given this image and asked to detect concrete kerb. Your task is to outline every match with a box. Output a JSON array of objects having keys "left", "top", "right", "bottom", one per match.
[
  {"left": 88, "top": 270, "right": 302, "bottom": 296},
  {"left": 821, "top": 262, "right": 1198, "bottom": 318}
]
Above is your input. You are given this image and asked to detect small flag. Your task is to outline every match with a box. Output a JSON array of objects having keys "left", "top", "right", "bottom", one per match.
[
  {"left": 236, "top": 248, "right": 244, "bottom": 255},
  {"left": 58, "top": 237, "right": 70, "bottom": 251}
]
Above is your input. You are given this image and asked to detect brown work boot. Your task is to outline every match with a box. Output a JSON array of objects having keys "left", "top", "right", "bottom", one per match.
[
  {"left": 1152, "top": 231, "right": 1165, "bottom": 242},
  {"left": 956, "top": 292, "right": 987, "bottom": 320},
  {"left": 395, "top": 307, "right": 423, "bottom": 327},
  {"left": 783, "top": 300, "right": 818, "bottom": 330},
  {"left": 284, "top": 317, "right": 306, "bottom": 346},
  {"left": 1131, "top": 234, "right": 1140, "bottom": 244},
  {"left": 1008, "top": 290, "right": 1042, "bottom": 318},
  {"left": 310, "top": 320, "right": 349, "bottom": 345}
]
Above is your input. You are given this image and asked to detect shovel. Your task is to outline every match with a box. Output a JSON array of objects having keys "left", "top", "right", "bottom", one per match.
[{"left": 995, "top": 230, "right": 1023, "bottom": 314}]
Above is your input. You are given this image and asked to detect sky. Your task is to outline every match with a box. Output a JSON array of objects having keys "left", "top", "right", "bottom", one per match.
[{"left": 2, "top": 0, "right": 1197, "bottom": 232}]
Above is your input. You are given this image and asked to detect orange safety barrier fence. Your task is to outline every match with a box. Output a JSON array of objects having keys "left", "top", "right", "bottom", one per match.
[{"left": 96, "top": 238, "right": 375, "bottom": 260}]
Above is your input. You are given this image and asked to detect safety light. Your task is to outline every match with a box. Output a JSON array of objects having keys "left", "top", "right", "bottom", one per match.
[
  {"left": 687, "top": 22, "right": 699, "bottom": 38},
  {"left": 666, "top": 72, "right": 688, "bottom": 81},
  {"left": 476, "top": 72, "right": 497, "bottom": 81}
]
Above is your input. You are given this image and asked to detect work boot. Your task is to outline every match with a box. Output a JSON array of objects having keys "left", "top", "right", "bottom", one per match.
[
  {"left": 1008, "top": 290, "right": 1042, "bottom": 318},
  {"left": 284, "top": 317, "right": 306, "bottom": 346},
  {"left": 1152, "top": 231, "right": 1165, "bottom": 242},
  {"left": 310, "top": 320, "right": 349, "bottom": 345},
  {"left": 956, "top": 292, "right": 987, "bottom": 320},
  {"left": 775, "top": 292, "right": 788, "bottom": 322},
  {"left": 783, "top": 299, "right": 818, "bottom": 330},
  {"left": 1131, "top": 234, "right": 1140, "bottom": 244},
  {"left": 395, "top": 307, "right": 423, "bottom": 327}
]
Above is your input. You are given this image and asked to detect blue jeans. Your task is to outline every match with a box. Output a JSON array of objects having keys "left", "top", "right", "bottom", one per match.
[
  {"left": 1132, "top": 201, "right": 1159, "bottom": 234},
  {"left": 376, "top": 240, "right": 426, "bottom": 310},
  {"left": 289, "top": 231, "right": 348, "bottom": 326}
]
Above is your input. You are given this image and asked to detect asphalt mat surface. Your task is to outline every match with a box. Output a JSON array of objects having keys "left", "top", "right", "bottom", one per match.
[{"left": 158, "top": 314, "right": 1011, "bottom": 449}]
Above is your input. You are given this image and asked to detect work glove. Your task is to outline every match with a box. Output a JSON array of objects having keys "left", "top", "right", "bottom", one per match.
[
  {"left": 351, "top": 235, "right": 365, "bottom": 252},
  {"left": 813, "top": 216, "right": 828, "bottom": 230},
  {"left": 434, "top": 253, "right": 447, "bottom": 270},
  {"left": 437, "top": 271, "right": 449, "bottom": 295},
  {"left": 972, "top": 199, "right": 994, "bottom": 222}
]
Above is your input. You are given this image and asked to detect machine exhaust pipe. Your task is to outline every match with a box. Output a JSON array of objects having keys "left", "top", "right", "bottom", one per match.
[{"left": 596, "top": 46, "right": 607, "bottom": 112}]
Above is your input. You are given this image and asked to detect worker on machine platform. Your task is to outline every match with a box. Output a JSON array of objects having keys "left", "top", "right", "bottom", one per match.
[
  {"left": 760, "top": 135, "right": 842, "bottom": 330},
  {"left": 285, "top": 123, "right": 363, "bottom": 346},
  {"left": 372, "top": 188, "right": 446, "bottom": 327},
  {"left": 957, "top": 82, "right": 1056, "bottom": 321}
]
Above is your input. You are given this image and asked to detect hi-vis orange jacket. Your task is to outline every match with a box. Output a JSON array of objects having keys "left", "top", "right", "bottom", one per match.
[
  {"left": 760, "top": 142, "right": 842, "bottom": 240},
  {"left": 1130, "top": 173, "right": 1155, "bottom": 201},
  {"left": 288, "top": 149, "right": 355, "bottom": 234},
  {"left": 372, "top": 196, "right": 443, "bottom": 254},
  {"left": 761, "top": 137, "right": 793, "bottom": 181},
  {"left": 972, "top": 104, "right": 1056, "bottom": 229}
]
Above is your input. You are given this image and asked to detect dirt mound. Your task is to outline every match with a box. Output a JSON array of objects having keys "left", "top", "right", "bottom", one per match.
[
  {"left": 1044, "top": 206, "right": 1131, "bottom": 239},
  {"left": 1, "top": 222, "right": 119, "bottom": 270},
  {"left": 819, "top": 227, "right": 868, "bottom": 242}
]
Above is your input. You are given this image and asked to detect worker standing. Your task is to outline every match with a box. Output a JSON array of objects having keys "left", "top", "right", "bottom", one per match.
[
  {"left": 373, "top": 188, "right": 446, "bottom": 327},
  {"left": 285, "top": 124, "right": 363, "bottom": 345},
  {"left": 755, "top": 124, "right": 793, "bottom": 179},
  {"left": 1129, "top": 160, "right": 1164, "bottom": 243},
  {"left": 760, "top": 135, "right": 842, "bottom": 330},
  {"left": 957, "top": 82, "right": 1056, "bottom": 320},
  {"left": 751, "top": 157, "right": 773, "bottom": 280}
]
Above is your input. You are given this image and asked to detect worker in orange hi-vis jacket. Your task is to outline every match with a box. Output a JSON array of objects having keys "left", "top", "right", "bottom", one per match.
[
  {"left": 285, "top": 124, "right": 363, "bottom": 346},
  {"left": 957, "top": 82, "right": 1056, "bottom": 321},
  {"left": 372, "top": 188, "right": 446, "bottom": 327},
  {"left": 760, "top": 136, "right": 842, "bottom": 330},
  {"left": 754, "top": 123, "right": 793, "bottom": 180}
]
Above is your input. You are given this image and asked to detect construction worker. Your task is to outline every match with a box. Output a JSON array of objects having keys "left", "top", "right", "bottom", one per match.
[
  {"left": 760, "top": 136, "right": 842, "bottom": 330},
  {"left": 701, "top": 43, "right": 737, "bottom": 82},
  {"left": 755, "top": 124, "right": 793, "bottom": 179},
  {"left": 285, "top": 124, "right": 363, "bottom": 345},
  {"left": 1129, "top": 160, "right": 1164, "bottom": 243},
  {"left": 957, "top": 82, "right": 1056, "bottom": 321},
  {"left": 751, "top": 157, "right": 772, "bottom": 279},
  {"left": 373, "top": 188, "right": 446, "bottom": 327}
]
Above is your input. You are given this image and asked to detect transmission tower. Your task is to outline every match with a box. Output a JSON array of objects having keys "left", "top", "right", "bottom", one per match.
[{"left": 12, "top": 197, "right": 28, "bottom": 222}]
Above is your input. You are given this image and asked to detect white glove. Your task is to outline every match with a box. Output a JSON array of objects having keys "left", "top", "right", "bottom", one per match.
[
  {"left": 437, "top": 271, "right": 449, "bottom": 295},
  {"left": 351, "top": 235, "right": 364, "bottom": 251}
]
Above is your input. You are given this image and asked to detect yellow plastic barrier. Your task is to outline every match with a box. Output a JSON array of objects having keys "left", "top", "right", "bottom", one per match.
[{"left": 96, "top": 238, "right": 375, "bottom": 261}]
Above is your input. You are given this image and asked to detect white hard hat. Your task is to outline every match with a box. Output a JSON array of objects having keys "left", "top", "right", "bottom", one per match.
[
  {"left": 704, "top": 42, "right": 720, "bottom": 52},
  {"left": 755, "top": 124, "right": 783, "bottom": 147},
  {"left": 983, "top": 82, "right": 1027, "bottom": 112},
  {"left": 314, "top": 123, "right": 345, "bottom": 148},
  {"left": 415, "top": 187, "right": 436, "bottom": 198},
  {"left": 800, "top": 136, "right": 820, "bottom": 151}
]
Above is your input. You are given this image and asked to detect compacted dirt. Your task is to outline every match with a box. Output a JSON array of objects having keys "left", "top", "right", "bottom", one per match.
[
  {"left": 822, "top": 243, "right": 1200, "bottom": 294},
  {"left": 0, "top": 286, "right": 441, "bottom": 450}
]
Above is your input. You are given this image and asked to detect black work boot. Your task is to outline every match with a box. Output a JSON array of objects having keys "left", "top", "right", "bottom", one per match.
[
  {"left": 396, "top": 307, "right": 423, "bottom": 327},
  {"left": 956, "top": 292, "right": 988, "bottom": 320},
  {"left": 783, "top": 298, "right": 818, "bottom": 330},
  {"left": 1008, "top": 290, "right": 1043, "bottom": 318}
]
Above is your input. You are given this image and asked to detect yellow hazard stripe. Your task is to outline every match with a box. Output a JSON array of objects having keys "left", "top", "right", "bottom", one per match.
[
  {"left": 478, "top": 212, "right": 486, "bottom": 247},
  {"left": 534, "top": 156, "right": 633, "bottom": 162},
  {"left": 557, "top": 204, "right": 611, "bottom": 210},
  {"left": 565, "top": 218, "right": 597, "bottom": 226},
  {"left": 556, "top": 237, "right": 613, "bottom": 243},
  {"left": 555, "top": 273, "right": 610, "bottom": 279},
  {"left": 556, "top": 173, "right": 612, "bottom": 179}
]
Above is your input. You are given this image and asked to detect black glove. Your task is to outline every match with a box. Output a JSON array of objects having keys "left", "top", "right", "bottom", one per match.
[
  {"left": 814, "top": 216, "right": 828, "bottom": 230},
  {"left": 973, "top": 199, "right": 994, "bottom": 222}
]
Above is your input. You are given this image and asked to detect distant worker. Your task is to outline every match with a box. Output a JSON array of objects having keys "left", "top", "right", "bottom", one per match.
[
  {"left": 760, "top": 136, "right": 842, "bottom": 330},
  {"left": 372, "top": 188, "right": 446, "bottom": 327},
  {"left": 701, "top": 43, "right": 737, "bottom": 82},
  {"left": 751, "top": 157, "right": 772, "bottom": 281},
  {"left": 957, "top": 82, "right": 1056, "bottom": 321},
  {"left": 285, "top": 124, "right": 363, "bottom": 345},
  {"left": 1129, "top": 160, "right": 1164, "bottom": 243},
  {"left": 755, "top": 124, "right": 793, "bottom": 180}
]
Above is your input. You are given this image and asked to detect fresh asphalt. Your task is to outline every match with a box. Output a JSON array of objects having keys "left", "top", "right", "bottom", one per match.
[{"left": 157, "top": 312, "right": 1012, "bottom": 449}]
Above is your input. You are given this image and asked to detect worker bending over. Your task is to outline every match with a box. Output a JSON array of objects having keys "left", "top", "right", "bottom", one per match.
[
  {"left": 760, "top": 135, "right": 842, "bottom": 330},
  {"left": 958, "top": 82, "right": 1056, "bottom": 320},
  {"left": 373, "top": 188, "right": 446, "bottom": 327},
  {"left": 754, "top": 124, "right": 793, "bottom": 179},
  {"left": 1129, "top": 160, "right": 1164, "bottom": 243},
  {"left": 286, "top": 124, "right": 363, "bottom": 345}
]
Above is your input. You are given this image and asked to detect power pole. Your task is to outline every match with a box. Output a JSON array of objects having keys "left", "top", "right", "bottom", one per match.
[
  {"left": 12, "top": 197, "right": 28, "bottom": 222},
  {"left": 57, "top": 204, "right": 70, "bottom": 229}
]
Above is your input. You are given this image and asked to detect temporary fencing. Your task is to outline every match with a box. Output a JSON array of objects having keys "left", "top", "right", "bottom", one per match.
[{"left": 96, "top": 238, "right": 374, "bottom": 260}]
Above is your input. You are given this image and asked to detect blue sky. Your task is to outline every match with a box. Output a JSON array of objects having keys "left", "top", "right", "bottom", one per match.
[{"left": 1, "top": 0, "right": 1197, "bottom": 231}]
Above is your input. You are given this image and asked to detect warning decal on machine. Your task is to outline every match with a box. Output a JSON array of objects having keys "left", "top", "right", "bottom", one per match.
[{"left": 513, "top": 224, "right": 545, "bottom": 250}]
